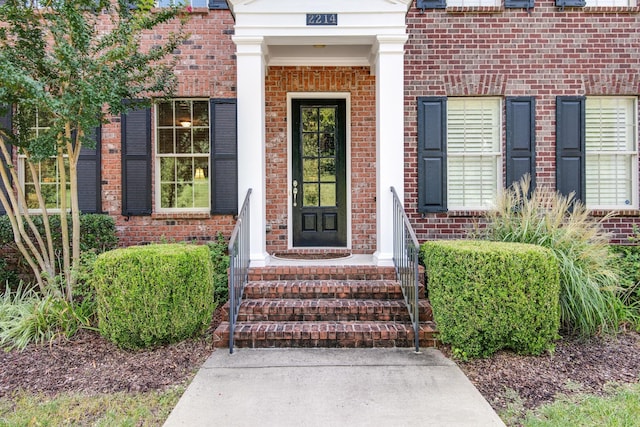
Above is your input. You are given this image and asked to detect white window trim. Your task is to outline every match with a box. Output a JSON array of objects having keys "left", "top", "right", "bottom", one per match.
[
  {"left": 446, "top": 97, "right": 503, "bottom": 211},
  {"left": 585, "top": 96, "right": 638, "bottom": 210},
  {"left": 154, "top": 98, "right": 211, "bottom": 214},
  {"left": 585, "top": 0, "right": 636, "bottom": 7}
]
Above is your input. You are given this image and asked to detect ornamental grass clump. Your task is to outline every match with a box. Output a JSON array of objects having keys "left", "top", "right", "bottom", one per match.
[{"left": 483, "top": 176, "right": 621, "bottom": 337}]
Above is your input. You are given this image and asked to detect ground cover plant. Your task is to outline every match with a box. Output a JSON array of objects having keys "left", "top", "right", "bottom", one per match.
[{"left": 482, "top": 176, "right": 624, "bottom": 337}]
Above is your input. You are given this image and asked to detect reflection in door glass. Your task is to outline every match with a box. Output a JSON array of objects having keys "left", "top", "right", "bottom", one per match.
[{"left": 301, "top": 105, "right": 337, "bottom": 207}]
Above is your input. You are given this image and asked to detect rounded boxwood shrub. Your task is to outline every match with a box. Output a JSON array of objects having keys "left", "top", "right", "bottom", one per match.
[
  {"left": 421, "top": 240, "right": 561, "bottom": 359},
  {"left": 92, "top": 244, "right": 215, "bottom": 349}
]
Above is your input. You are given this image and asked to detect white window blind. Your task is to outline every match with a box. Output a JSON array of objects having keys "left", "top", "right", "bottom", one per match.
[
  {"left": 447, "top": 0, "right": 501, "bottom": 6},
  {"left": 447, "top": 98, "right": 501, "bottom": 210},
  {"left": 585, "top": 97, "right": 637, "bottom": 209}
]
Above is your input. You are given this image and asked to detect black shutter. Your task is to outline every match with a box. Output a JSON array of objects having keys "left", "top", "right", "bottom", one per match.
[
  {"left": 77, "top": 126, "right": 102, "bottom": 213},
  {"left": 556, "top": 96, "right": 585, "bottom": 203},
  {"left": 210, "top": 99, "right": 237, "bottom": 215},
  {"left": 0, "top": 105, "right": 12, "bottom": 215},
  {"left": 505, "top": 0, "right": 535, "bottom": 8},
  {"left": 121, "top": 105, "right": 152, "bottom": 216},
  {"left": 417, "top": 97, "right": 447, "bottom": 213},
  {"left": 556, "top": 0, "right": 586, "bottom": 8},
  {"left": 209, "top": 0, "right": 229, "bottom": 9},
  {"left": 416, "top": 0, "right": 446, "bottom": 9},
  {"left": 506, "top": 97, "right": 536, "bottom": 191}
]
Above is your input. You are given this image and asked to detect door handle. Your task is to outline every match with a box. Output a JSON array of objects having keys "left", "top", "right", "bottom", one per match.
[{"left": 292, "top": 180, "right": 298, "bottom": 207}]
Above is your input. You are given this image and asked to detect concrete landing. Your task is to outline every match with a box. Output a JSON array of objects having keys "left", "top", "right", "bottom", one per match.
[{"left": 164, "top": 348, "right": 505, "bottom": 427}]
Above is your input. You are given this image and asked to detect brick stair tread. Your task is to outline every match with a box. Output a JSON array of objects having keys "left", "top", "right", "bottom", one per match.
[
  {"left": 235, "top": 298, "right": 432, "bottom": 322},
  {"left": 242, "top": 280, "right": 425, "bottom": 299},
  {"left": 212, "top": 321, "right": 438, "bottom": 348},
  {"left": 248, "top": 266, "right": 398, "bottom": 281}
]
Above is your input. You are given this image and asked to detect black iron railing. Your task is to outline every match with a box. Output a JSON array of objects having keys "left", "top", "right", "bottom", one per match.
[
  {"left": 390, "top": 186, "right": 421, "bottom": 353},
  {"left": 228, "top": 188, "right": 252, "bottom": 354}
]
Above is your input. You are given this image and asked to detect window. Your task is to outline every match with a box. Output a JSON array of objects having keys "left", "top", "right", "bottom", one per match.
[
  {"left": 585, "top": 97, "right": 637, "bottom": 209},
  {"left": 447, "top": 98, "right": 502, "bottom": 210},
  {"left": 156, "top": 99, "right": 210, "bottom": 211},
  {"left": 556, "top": 96, "right": 638, "bottom": 210},
  {"left": 418, "top": 97, "right": 534, "bottom": 213},
  {"left": 585, "top": 0, "right": 635, "bottom": 5},
  {"left": 19, "top": 109, "right": 72, "bottom": 211}
]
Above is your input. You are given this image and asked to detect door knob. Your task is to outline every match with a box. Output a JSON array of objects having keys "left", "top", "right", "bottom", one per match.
[{"left": 292, "top": 180, "right": 298, "bottom": 207}]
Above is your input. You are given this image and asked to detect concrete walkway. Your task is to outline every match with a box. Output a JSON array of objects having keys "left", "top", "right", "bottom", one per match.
[{"left": 164, "top": 348, "right": 505, "bottom": 427}]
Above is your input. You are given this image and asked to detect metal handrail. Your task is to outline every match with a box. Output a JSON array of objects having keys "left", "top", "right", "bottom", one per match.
[
  {"left": 227, "top": 188, "right": 252, "bottom": 354},
  {"left": 390, "top": 186, "right": 421, "bottom": 353}
]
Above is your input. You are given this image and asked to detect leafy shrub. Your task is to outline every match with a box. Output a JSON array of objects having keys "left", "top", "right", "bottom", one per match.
[
  {"left": 0, "top": 258, "right": 18, "bottom": 287},
  {"left": 609, "top": 245, "right": 640, "bottom": 308},
  {"left": 0, "top": 283, "right": 93, "bottom": 351},
  {"left": 482, "top": 176, "right": 621, "bottom": 337},
  {"left": 422, "top": 240, "right": 560, "bottom": 359},
  {"left": 0, "top": 214, "right": 118, "bottom": 287},
  {"left": 92, "top": 244, "right": 215, "bottom": 349},
  {"left": 207, "top": 233, "right": 229, "bottom": 305}
]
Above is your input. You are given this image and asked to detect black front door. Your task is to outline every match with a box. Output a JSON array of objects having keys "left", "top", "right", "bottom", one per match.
[{"left": 292, "top": 99, "right": 347, "bottom": 247}]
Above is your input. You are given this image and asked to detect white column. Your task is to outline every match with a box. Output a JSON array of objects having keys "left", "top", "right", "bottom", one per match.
[
  {"left": 233, "top": 36, "right": 269, "bottom": 266},
  {"left": 373, "top": 35, "right": 408, "bottom": 266}
]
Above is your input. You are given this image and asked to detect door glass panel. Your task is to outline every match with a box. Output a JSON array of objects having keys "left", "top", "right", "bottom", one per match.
[
  {"left": 319, "top": 159, "right": 335, "bottom": 182},
  {"left": 302, "top": 108, "right": 318, "bottom": 132},
  {"left": 303, "top": 133, "right": 318, "bottom": 157},
  {"left": 303, "top": 159, "right": 318, "bottom": 182},
  {"left": 320, "top": 134, "right": 335, "bottom": 156},
  {"left": 320, "top": 183, "right": 336, "bottom": 207},
  {"left": 304, "top": 184, "right": 319, "bottom": 207},
  {"left": 319, "top": 108, "right": 335, "bottom": 133}
]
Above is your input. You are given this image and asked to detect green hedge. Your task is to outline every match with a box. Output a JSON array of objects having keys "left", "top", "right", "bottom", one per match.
[
  {"left": 421, "top": 240, "right": 560, "bottom": 359},
  {"left": 92, "top": 244, "right": 215, "bottom": 349}
]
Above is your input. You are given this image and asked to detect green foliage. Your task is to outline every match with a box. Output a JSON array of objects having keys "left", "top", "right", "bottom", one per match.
[
  {"left": 207, "top": 233, "right": 230, "bottom": 305},
  {"left": 0, "top": 283, "right": 94, "bottom": 351},
  {"left": 0, "top": 258, "right": 18, "bottom": 287},
  {"left": 0, "top": 214, "right": 117, "bottom": 287},
  {"left": 482, "top": 176, "right": 622, "bottom": 337},
  {"left": 421, "top": 240, "right": 561, "bottom": 359},
  {"left": 521, "top": 383, "right": 640, "bottom": 427},
  {"left": 92, "top": 244, "right": 215, "bottom": 349},
  {"left": 0, "top": 387, "right": 185, "bottom": 427}
]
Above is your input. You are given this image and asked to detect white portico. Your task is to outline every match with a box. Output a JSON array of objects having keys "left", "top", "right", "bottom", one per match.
[{"left": 228, "top": 0, "right": 411, "bottom": 266}]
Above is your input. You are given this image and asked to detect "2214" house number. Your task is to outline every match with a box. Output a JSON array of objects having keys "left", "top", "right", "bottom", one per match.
[{"left": 306, "top": 13, "right": 338, "bottom": 26}]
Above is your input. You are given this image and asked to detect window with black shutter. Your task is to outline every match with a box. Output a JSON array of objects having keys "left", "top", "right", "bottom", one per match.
[
  {"left": 506, "top": 97, "right": 536, "bottom": 191},
  {"left": 208, "top": 0, "right": 229, "bottom": 9},
  {"left": 417, "top": 97, "right": 447, "bottom": 213},
  {"left": 556, "top": 96, "right": 586, "bottom": 203},
  {"left": 505, "top": 0, "right": 535, "bottom": 8},
  {"left": 77, "top": 127, "right": 102, "bottom": 214},
  {"left": 210, "top": 99, "right": 237, "bottom": 215},
  {"left": 121, "top": 105, "right": 152, "bottom": 216},
  {"left": 556, "top": 0, "right": 586, "bottom": 8},
  {"left": 416, "top": 0, "right": 447, "bottom": 9}
]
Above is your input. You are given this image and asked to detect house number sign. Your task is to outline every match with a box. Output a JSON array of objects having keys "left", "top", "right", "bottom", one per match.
[{"left": 306, "top": 13, "right": 338, "bottom": 26}]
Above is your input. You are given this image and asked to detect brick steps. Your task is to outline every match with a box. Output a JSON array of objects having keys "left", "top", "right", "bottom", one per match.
[
  {"left": 213, "top": 321, "right": 438, "bottom": 349},
  {"left": 213, "top": 265, "right": 437, "bottom": 350},
  {"left": 242, "top": 280, "right": 425, "bottom": 300},
  {"left": 235, "top": 298, "right": 433, "bottom": 322}
]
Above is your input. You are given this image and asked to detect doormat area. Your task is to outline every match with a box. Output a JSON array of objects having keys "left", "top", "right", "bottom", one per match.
[{"left": 272, "top": 252, "right": 352, "bottom": 260}]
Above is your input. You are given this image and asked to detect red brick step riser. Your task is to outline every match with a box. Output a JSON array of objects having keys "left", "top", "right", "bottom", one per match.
[
  {"left": 213, "top": 321, "right": 438, "bottom": 349},
  {"left": 248, "top": 266, "right": 400, "bottom": 282},
  {"left": 242, "top": 280, "right": 426, "bottom": 300},
  {"left": 234, "top": 299, "right": 433, "bottom": 323}
]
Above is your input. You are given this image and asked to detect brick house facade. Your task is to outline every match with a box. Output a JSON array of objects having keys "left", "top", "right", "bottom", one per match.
[{"left": 1, "top": 0, "right": 639, "bottom": 266}]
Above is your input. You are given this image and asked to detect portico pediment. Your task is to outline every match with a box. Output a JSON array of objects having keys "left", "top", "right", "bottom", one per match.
[{"left": 228, "top": 0, "right": 411, "bottom": 68}]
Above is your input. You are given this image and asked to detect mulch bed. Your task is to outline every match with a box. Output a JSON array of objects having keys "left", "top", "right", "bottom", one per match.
[{"left": 1, "top": 305, "right": 639, "bottom": 414}]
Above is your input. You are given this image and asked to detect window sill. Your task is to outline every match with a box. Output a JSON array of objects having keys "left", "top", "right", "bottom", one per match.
[
  {"left": 589, "top": 209, "right": 640, "bottom": 217},
  {"left": 152, "top": 212, "right": 211, "bottom": 220},
  {"left": 583, "top": 6, "right": 640, "bottom": 13}
]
